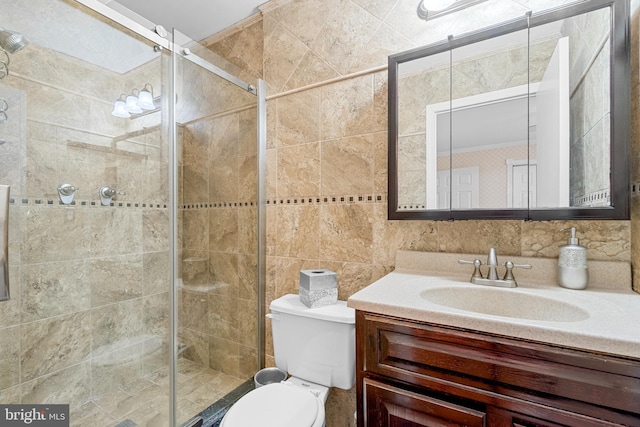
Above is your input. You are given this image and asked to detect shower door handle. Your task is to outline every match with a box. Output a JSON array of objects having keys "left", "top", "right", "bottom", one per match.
[{"left": 0, "top": 185, "right": 9, "bottom": 301}]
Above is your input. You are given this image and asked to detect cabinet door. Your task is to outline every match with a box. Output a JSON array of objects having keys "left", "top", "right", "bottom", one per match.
[
  {"left": 487, "top": 406, "right": 624, "bottom": 427},
  {"left": 364, "top": 378, "right": 486, "bottom": 427},
  {"left": 493, "top": 411, "right": 568, "bottom": 427}
]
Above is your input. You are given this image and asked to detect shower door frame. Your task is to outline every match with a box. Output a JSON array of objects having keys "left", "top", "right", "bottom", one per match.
[{"left": 72, "top": 2, "right": 267, "bottom": 425}]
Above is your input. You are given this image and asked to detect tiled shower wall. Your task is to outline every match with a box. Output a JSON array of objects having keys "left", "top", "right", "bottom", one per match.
[
  {"left": 0, "top": 41, "right": 170, "bottom": 407},
  {"left": 565, "top": 7, "right": 612, "bottom": 205},
  {"left": 178, "top": 107, "right": 259, "bottom": 380},
  {"left": 173, "top": 46, "right": 261, "bottom": 381},
  {"left": 206, "top": 0, "right": 639, "bottom": 425}
]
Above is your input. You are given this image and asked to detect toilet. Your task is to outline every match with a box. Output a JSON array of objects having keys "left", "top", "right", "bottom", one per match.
[{"left": 220, "top": 294, "right": 356, "bottom": 427}]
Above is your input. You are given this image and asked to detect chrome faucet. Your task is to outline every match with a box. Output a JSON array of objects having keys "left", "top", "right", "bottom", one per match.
[
  {"left": 459, "top": 248, "right": 531, "bottom": 288},
  {"left": 485, "top": 247, "right": 499, "bottom": 280}
]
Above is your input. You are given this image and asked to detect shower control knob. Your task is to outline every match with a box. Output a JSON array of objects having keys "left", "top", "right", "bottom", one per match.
[
  {"left": 99, "top": 186, "right": 125, "bottom": 206},
  {"left": 57, "top": 183, "right": 77, "bottom": 204},
  {"left": 100, "top": 187, "right": 116, "bottom": 198},
  {"left": 58, "top": 183, "right": 76, "bottom": 196}
]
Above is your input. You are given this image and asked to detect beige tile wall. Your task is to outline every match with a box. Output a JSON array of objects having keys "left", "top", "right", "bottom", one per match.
[
  {"left": 564, "top": 7, "right": 612, "bottom": 204},
  {"left": 208, "top": 0, "right": 639, "bottom": 425},
  {"left": 0, "top": 0, "right": 636, "bottom": 425},
  {"left": 178, "top": 102, "right": 259, "bottom": 381}
]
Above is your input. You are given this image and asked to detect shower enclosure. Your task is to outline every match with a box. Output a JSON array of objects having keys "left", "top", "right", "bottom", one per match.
[{"left": 0, "top": 1, "right": 265, "bottom": 426}]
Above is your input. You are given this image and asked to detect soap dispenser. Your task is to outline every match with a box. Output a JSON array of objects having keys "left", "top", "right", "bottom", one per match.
[{"left": 557, "top": 227, "right": 588, "bottom": 290}]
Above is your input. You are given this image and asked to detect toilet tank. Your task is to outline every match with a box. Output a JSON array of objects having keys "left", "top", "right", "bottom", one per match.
[{"left": 269, "top": 294, "right": 355, "bottom": 390}]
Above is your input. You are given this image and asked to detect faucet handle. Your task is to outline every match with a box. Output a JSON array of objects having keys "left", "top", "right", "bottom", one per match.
[
  {"left": 57, "top": 183, "right": 77, "bottom": 196},
  {"left": 502, "top": 261, "right": 532, "bottom": 281},
  {"left": 99, "top": 186, "right": 125, "bottom": 198},
  {"left": 458, "top": 259, "right": 483, "bottom": 279},
  {"left": 99, "top": 186, "right": 126, "bottom": 206},
  {"left": 57, "top": 183, "right": 77, "bottom": 205}
]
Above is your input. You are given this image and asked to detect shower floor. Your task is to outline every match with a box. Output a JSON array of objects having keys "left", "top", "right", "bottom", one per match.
[{"left": 69, "top": 358, "right": 247, "bottom": 427}]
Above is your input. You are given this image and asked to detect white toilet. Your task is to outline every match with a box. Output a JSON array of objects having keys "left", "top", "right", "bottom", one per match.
[{"left": 220, "top": 293, "right": 356, "bottom": 427}]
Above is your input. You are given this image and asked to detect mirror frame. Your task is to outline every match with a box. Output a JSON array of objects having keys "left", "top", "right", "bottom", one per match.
[{"left": 388, "top": 0, "right": 630, "bottom": 221}]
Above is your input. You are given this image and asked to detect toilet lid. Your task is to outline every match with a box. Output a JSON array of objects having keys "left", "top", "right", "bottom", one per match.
[{"left": 221, "top": 383, "right": 320, "bottom": 427}]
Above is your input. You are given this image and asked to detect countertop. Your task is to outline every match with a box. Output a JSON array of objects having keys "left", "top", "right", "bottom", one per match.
[{"left": 347, "top": 251, "right": 640, "bottom": 359}]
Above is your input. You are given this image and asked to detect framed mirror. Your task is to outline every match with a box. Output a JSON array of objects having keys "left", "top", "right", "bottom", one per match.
[{"left": 388, "top": 0, "right": 630, "bottom": 220}]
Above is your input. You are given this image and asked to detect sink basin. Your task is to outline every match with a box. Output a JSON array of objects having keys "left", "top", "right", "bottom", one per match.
[{"left": 420, "top": 286, "right": 590, "bottom": 322}]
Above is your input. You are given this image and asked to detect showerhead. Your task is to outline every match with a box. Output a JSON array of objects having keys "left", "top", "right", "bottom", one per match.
[{"left": 0, "top": 27, "right": 28, "bottom": 54}]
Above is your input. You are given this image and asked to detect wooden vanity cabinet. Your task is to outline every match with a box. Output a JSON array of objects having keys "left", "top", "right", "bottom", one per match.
[{"left": 356, "top": 311, "right": 640, "bottom": 427}]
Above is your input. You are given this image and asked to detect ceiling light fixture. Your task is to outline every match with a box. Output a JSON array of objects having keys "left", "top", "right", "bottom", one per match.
[{"left": 417, "top": 0, "right": 489, "bottom": 21}]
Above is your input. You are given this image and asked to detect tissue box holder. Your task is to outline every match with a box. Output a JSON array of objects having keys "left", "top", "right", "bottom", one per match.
[{"left": 299, "top": 269, "right": 337, "bottom": 308}]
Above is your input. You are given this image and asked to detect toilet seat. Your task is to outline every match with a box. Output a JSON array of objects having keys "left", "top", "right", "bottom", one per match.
[{"left": 220, "top": 382, "right": 325, "bottom": 427}]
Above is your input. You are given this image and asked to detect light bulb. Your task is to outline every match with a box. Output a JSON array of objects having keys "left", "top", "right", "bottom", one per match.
[
  {"left": 137, "top": 89, "right": 155, "bottom": 110},
  {"left": 125, "top": 94, "right": 142, "bottom": 114},
  {"left": 111, "top": 100, "right": 130, "bottom": 118}
]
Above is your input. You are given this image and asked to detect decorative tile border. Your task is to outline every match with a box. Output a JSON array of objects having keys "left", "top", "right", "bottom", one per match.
[
  {"left": 178, "top": 194, "right": 388, "bottom": 210},
  {"left": 7, "top": 195, "right": 387, "bottom": 210},
  {"left": 398, "top": 204, "right": 426, "bottom": 210},
  {"left": 266, "top": 193, "right": 387, "bottom": 206},
  {"left": 181, "top": 202, "right": 256, "bottom": 209},
  {"left": 8, "top": 197, "right": 168, "bottom": 209},
  {"left": 14, "top": 187, "right": 639, "bottom": 209},
  {"left": 572, "top": 189, "right": 610, "bottom": 207}
]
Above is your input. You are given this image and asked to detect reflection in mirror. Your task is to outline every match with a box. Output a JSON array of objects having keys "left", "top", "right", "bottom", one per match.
[
  {"left": 389, "top": 0, "right": 629, "bottom": 220},
  {"left": 397, "top": 50, "right": 451, "bottom": 211},
  {"left": 449, "top": 28, "right": 530, "bottom": 210},
  {"left": 530, "top": 7, "right": 611, "bottom": 209}
]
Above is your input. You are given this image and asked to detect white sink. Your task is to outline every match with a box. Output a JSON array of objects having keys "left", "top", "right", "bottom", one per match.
[{"left": 420, "top": 286, "right": 590, "bottom": 322}]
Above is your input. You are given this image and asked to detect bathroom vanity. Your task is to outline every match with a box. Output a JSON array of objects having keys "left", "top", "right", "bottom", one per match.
[
  {"left": 356, "top": 312, "right": 639, "bottom": 426},
  {"left": 349, "top": 251, "right": 640, "bottom": 427}
]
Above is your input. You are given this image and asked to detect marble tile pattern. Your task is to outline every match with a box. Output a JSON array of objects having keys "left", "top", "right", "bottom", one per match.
[
  {"left": 564, "top": 8, "right": 612, "bottom": 205},
  {"left": 204, "top": 0, "right": 640, "bottom": 425},
  {"left": 1, "top": 1, "right": 638, "bottom": 427},
  {"left": 178, "top": 104, "right": 260, "bottom": 382},
  {"left": 0, "top": 18, "right": 173, "bottom": 426},
  {"left": 62, "top": 359, "right": 243, "bottom": 427}
]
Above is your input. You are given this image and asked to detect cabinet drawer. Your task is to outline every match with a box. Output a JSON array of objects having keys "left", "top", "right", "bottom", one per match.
[
  {"left": 359, "top": 312, "right": 640, "bottom": 422},
  {"left": 364, "top": 378, "right": 486, "bottom": 427}
]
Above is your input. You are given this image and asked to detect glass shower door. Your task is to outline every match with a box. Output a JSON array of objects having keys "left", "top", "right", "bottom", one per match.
[
  {"left": 0, "top": 1, "right": 172, "bottom": 425},
  {"left": 172, "top": 29, "right": 262, "bottom": 426}
]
